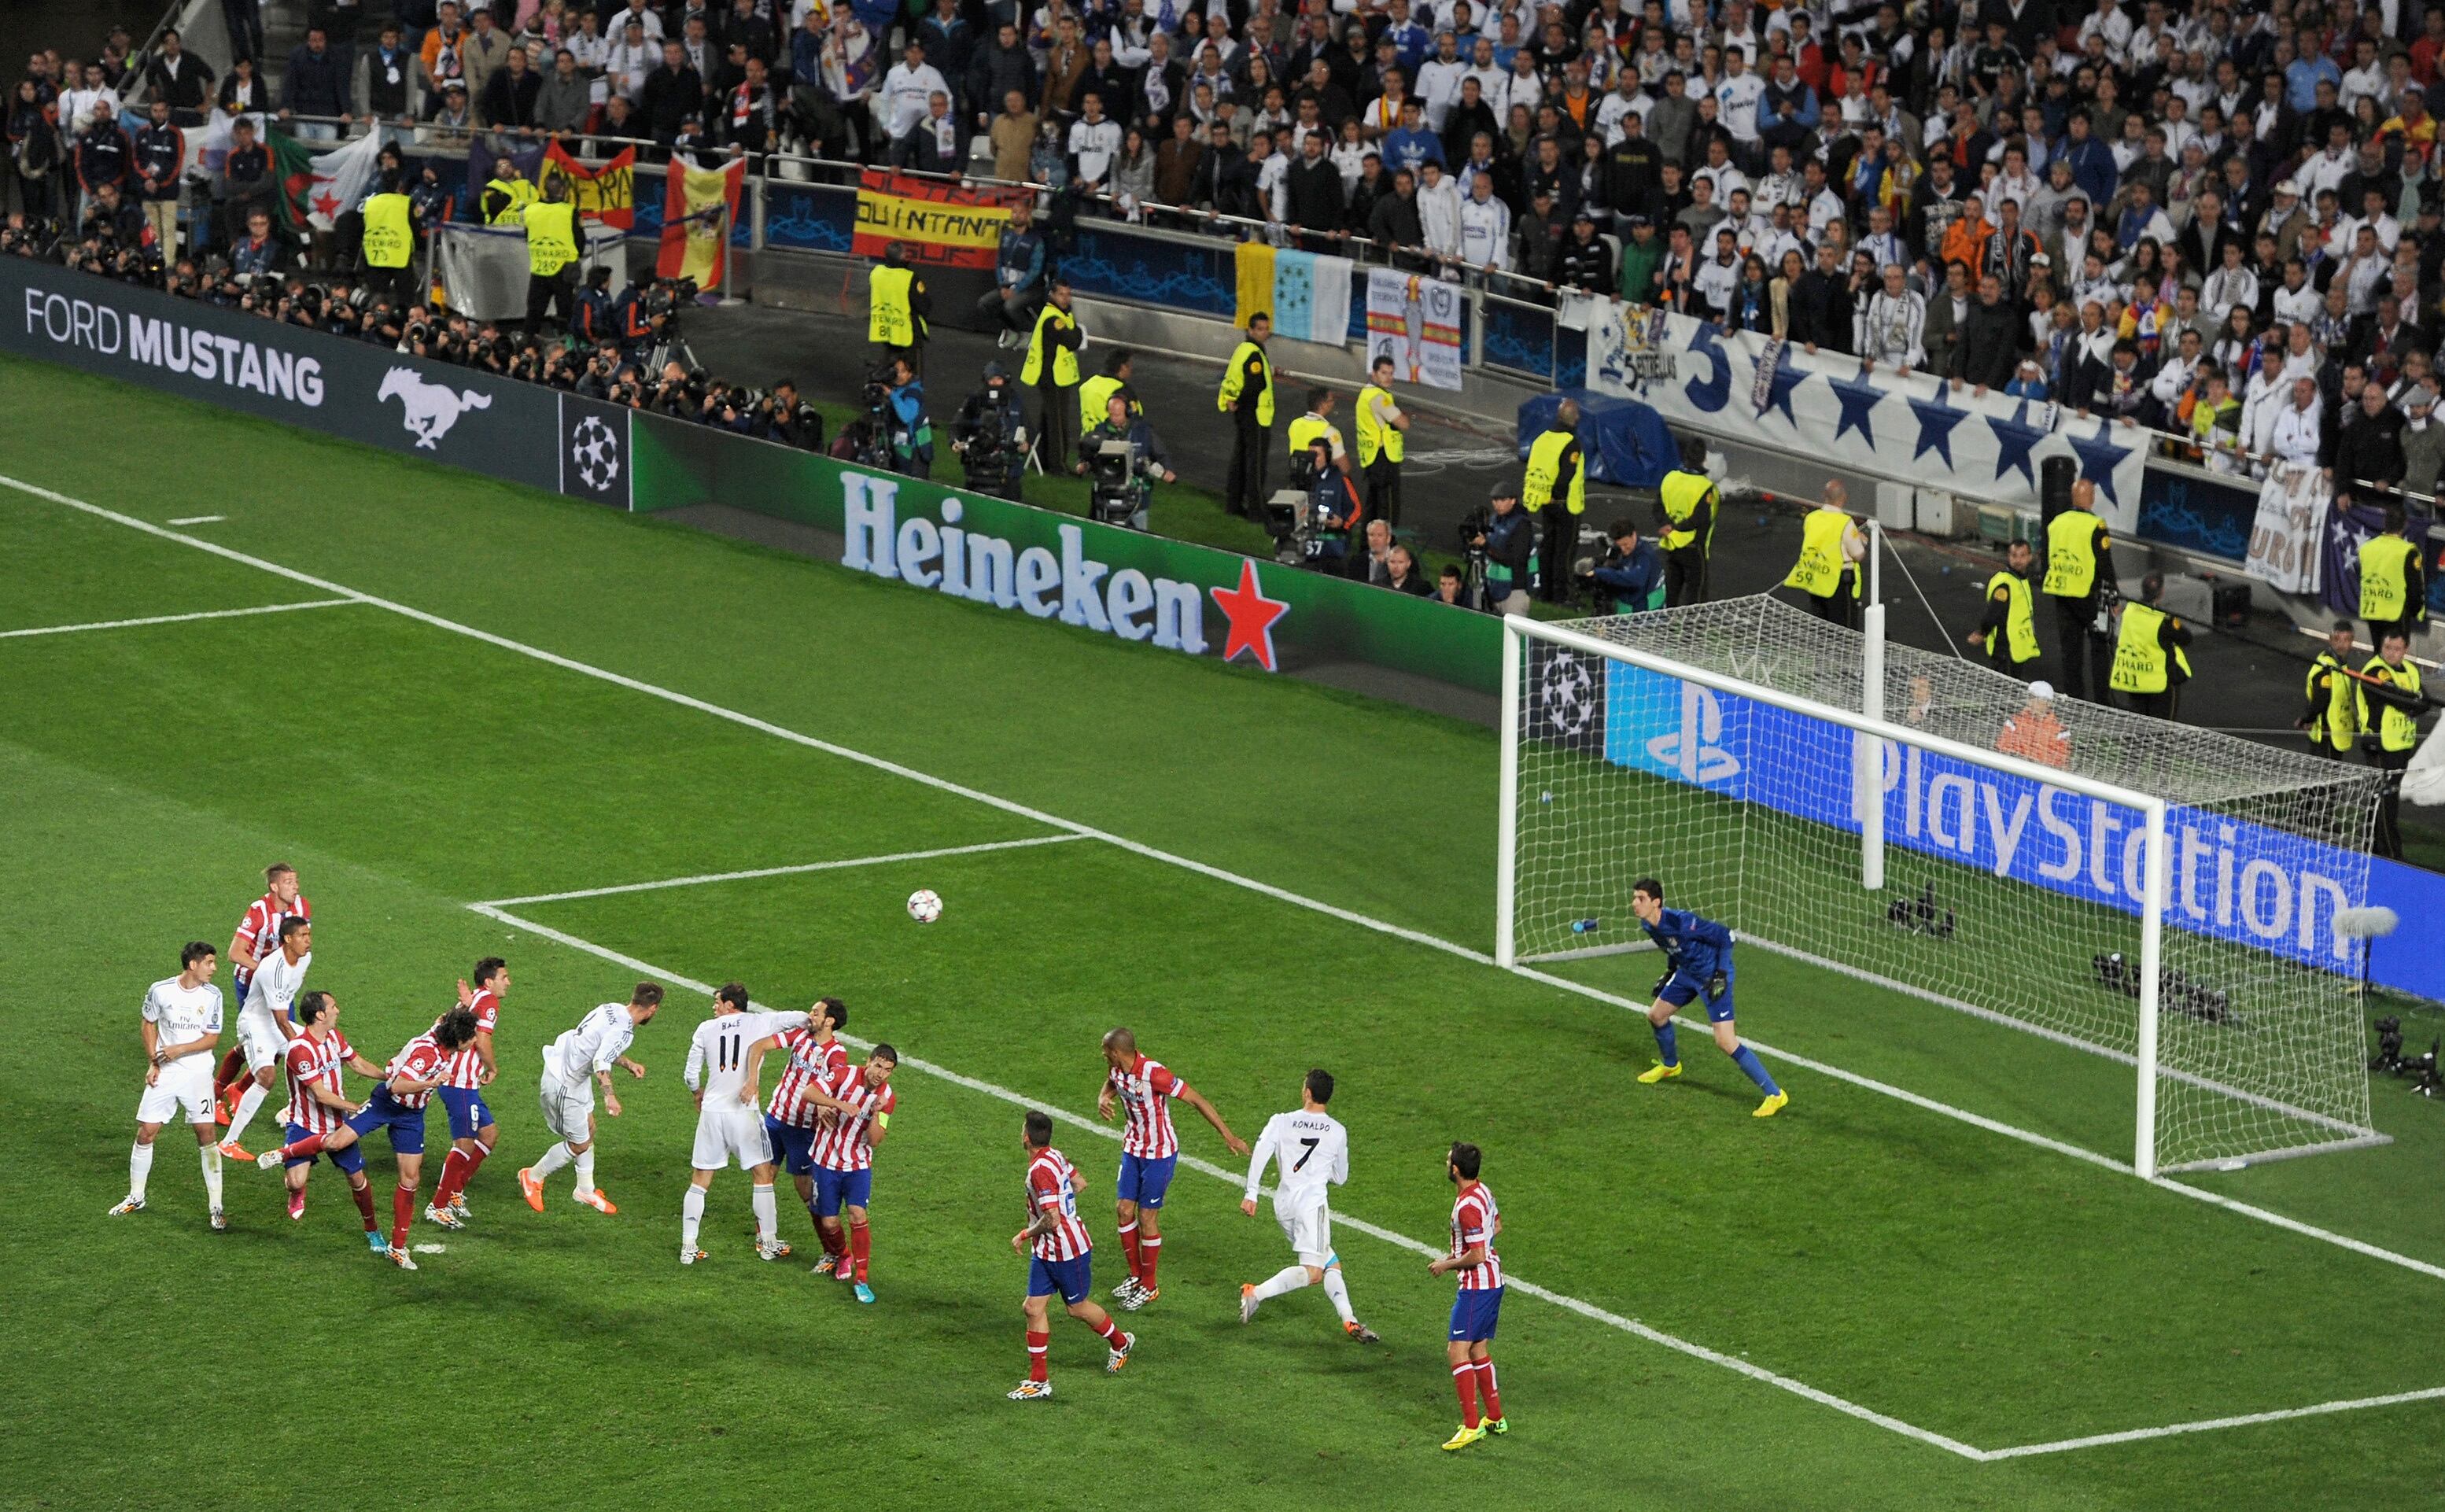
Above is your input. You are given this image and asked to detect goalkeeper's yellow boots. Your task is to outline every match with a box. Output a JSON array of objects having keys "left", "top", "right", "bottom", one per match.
[
  {"left": 1636, "top": 1061, "right": 1683, "bottom": 1085},
  {"left": 1754, "top": 1090, "right": 1790, "bottom": 1118}
]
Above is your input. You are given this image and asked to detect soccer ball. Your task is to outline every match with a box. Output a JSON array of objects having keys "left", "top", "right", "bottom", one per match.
[{"left": 906, "top": 889, "right": 942, "bottom": 924}]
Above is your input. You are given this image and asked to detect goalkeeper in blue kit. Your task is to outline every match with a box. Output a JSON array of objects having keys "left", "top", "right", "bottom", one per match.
[{"left": 1628, "top": 878, "right": 1787, "bottom": 1118}]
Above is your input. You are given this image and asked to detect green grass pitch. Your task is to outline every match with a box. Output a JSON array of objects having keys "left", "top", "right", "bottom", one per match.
[{"left": 5, "top": 352, "right": 2445, "bottom": 1511}]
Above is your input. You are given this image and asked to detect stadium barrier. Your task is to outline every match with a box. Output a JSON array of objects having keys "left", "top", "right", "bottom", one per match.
[
  {"left": 0, "top": 257, "right": 1499, "bottom": 695},
  {"left": 628, "top": 411, "right": 1500, "bottom": 691}
]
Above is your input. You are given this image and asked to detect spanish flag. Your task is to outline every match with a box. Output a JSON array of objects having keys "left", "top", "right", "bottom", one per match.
[{"left": 655, "top": 157, "right": 745, "bottom": 286}]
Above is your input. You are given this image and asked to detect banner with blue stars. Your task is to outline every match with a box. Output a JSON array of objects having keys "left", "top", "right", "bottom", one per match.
[{"left": 1585, "top": 304, "right": 2147, "bottom": 531}]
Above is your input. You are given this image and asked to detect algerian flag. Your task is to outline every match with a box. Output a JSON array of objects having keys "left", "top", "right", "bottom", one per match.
[{"left": 269, "top": 127, "right": 385, "bottom": 232}]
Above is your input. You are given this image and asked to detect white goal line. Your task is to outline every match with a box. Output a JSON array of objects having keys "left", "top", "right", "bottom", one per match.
[
  {"left": 12, "top": 471, "right": 2443, "bottom": 1449},
  {"left": 0, "top": 597, "right": 356, "bottom": 640},
  {"left": 478, "top": 834, "right": 1087, "bottom": 908}
]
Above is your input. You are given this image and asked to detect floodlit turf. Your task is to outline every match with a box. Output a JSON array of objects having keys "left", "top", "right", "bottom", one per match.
[{"left": 6, "top": 354, "right": 2445, "bottom": 1511}]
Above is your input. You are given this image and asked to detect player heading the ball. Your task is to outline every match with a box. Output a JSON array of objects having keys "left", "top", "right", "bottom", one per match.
[{"left": 1630, "top": 879, "right": 1788, "bottom": 1119}]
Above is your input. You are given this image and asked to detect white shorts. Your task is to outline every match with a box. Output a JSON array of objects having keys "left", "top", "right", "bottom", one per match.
[
  {"left": 137, "top": 1059, "right": 216, "bottom": 1126},
  {"left": 238, "top": 1009, "right": 286, "bottom": 1073},
  {"left": 1275, "top": 1195, "right": 1334, "bottom": 1268},
  {"left": 539, "top": 1072, "right": 594, "bottom": 1144},
  {"left": 691, "top": 1106, "right": 773, "bottom": 1171}
]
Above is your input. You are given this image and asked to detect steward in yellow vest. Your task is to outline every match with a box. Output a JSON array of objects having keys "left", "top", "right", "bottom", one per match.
[
  {"left": 1354, "top": 354, "right": 1409, "bottom": 528},
  {"left": 1970, "top": 539, "right": 2041, "bottom": 675},
  {"left": 867, "top": 245, "right": 929, "bottom": 361},
  {"left": 2356, "top": 630, "right": 2429, "bottom": 859},
  {"left": 1288, "top": 389, "right": 1348, "bottom": 478},
  {"left": 1783, "top": 481, "right": 1864, "bottom": 627},
  {"left": 2109, "top": 571, "right": 2193, "bottom": 718},
  {"left": 1021, "top": 279, "right": 1083, "bottom": 471},
  {"left": 2041, "top": 480, "right": 2117, "bottom": 702},
  {"left": 1218, "top": 312, "right": 1274, "bottom": 518},
  {"left": 2358, "top": 506, "right": 2427, "bottom": 647},
  {"left": 1655, "top": 432, "right": 1717, "bottom": 607},
  {"left": 1078, "top": 350, "right": 1138, "bottom": 437},
  {"left": 1523, "top": 399, "right": 1584, "bottom": 604},
  {"left": 520, "top": 178, "right": 581, "bottom": 334},
  {"left": 2299, "top": 620, "right": 2366, "bottom": 758},
  {"left": 481, "top": 166, "right": 537, "bottom": 225},
  {"left": 357, "top": 170, "right": 415, "bottom": 300}
]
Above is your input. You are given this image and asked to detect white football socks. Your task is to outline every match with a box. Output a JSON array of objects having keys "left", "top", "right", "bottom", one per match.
[
  {"left": 223, "top": 1082, "right": 268, "bottom": 1147},
  {"left": 127, "top": 1141, "right": 155, "bottom": 1200},
  {"left": 680, "top": 1185, "right": 706, "bottom": 1249},
  {"left": 752, "top": 1183, "right": 777, "bottom": 1245},
  {"left": 1253, "top": 1264, "right": 1311, "bottom": 1301},
  {"left": 531, "top": 1141, "right": 573, "bottom": 1181},
  {"left": 199, "top": 1144, "right": 223, "bottom": 1209},
  {"left": 1321, "top": 1266, "right": 1357, "bottom": 1326},
  {"left": 573, "top": 1146, "right": 596, "bottom": 1197}
]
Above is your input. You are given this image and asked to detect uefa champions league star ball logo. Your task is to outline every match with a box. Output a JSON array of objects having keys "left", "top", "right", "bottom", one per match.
[
  {"left": 569, "top": 415, "right": 621, "bottom": 491},
  {"left": 1541, "top": 655, "right": 1596, "bottom": 737}
]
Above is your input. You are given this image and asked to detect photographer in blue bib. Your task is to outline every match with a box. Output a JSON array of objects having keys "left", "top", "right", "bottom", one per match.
[{"left": 1466, "top": 479, "right": 1536, "bottom": 615}]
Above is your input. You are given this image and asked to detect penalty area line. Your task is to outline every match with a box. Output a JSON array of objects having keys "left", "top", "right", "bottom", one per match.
[
  {"left": 1982, "top": 1385, "right": 2445, "bottom": 1459},
  {"left": 9, "top": 473, "right": 2435, "bottom": 1298},
  {"left": 478, "top": 834, "right": 1090, "bottom": 907},
  {"left": 0, "top": 598, "right": 357, "bottom": 640},
  {"left": 463, "top": 898, "right": 1985, "bottom": 1462}
]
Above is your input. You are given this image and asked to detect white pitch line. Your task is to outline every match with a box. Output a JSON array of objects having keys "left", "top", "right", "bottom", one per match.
[
  {"left": 9, "top": 475, "right": 2438, "bottom": 1290},
  {"left": 480, "top": 834, "right": 1089, "bottom": 907},
  {"left": 1981, "top": 1385, "right": 2445, "bottom": 1460},
  {"left": 166, "top": 514, "right": 227, "bottom": 526},
  {"left": 0, "top": 597, "right": 355, "bottom": 640},
  {"left": 463, "top": 898, "right": 1985, "bottom": 1462}
]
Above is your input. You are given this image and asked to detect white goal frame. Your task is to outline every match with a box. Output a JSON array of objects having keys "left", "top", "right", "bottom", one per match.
[{"left": 1502, "top": 611, "right": 2281, "bottom": 1182}]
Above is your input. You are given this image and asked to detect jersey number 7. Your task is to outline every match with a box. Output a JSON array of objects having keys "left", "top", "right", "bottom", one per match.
[{"left": 1293, "top": 1136, "right": 1320, "bottom": 1171}]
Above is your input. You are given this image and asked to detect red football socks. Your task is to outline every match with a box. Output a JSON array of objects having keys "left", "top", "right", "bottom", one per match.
[
  {"left": 1139, "top": 1235, "right": 1161, "bottom": 1287},
  {"left": 1452, "top": 1363, "right": 1480, "bottom": 1429},
  {"left": 850, "top": 1220, "right": 871, "bottom": 1282},
  {"left": 389, "top": 1185, "right": 415, "bottom": 1249},
  {"left": 1026, "top": 1331, "right": 1049, "bottom": 1383},
  {"left": 1476, "top": 1359, "right": 1503, "bottom": 1421},
  {"left": 1118, "top": 1220, "right": 1140, "bottom": 1280},
  {"left": 434, "top": 1149, "right": 468, "bottom": 1208},
  {"left": 349, "top": 1179, "right": 378, "bottom": 1232},
  {"left": 280, "top": 1132, "right": 327, "bottom": 1161}
]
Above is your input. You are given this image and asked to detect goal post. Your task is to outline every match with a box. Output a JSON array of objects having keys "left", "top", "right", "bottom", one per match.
[{"left": 1495, "top": 597, "right": 2390, "bottom": 1178}]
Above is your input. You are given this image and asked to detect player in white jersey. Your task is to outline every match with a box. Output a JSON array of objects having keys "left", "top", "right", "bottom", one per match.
[
  {"left": 519, "top": 983, "right": 663, "bottom": 1215},
  {"left": 112, "top": 942, "right": 229, "bottom": 1228},
  {"left": 1236, "top": 1069, "right": 1377, "bottom": 1342},
  {"left": 219, "top": 916, "right": 311, "bottom": 1163},
  {"left": 679, "top": 982, "right": 809, "bottom": 1264}
]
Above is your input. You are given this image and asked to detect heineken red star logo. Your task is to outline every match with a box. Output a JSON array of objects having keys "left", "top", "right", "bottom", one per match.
[{"left": 1210, "top": 559, "right": 1290, "bottom": 671}]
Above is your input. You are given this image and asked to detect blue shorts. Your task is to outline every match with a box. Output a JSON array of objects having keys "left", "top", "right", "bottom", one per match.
[
  {"left": 437, "top": 1085, "right": 494, "bottom": 1140},
  {"left": 765, "top": 1116, "right": 816, "bottom": 1178},
  {"left": 347, "top": 1088, "right": 427, "bottom": 1156},
  {"left": 1449, "top": 1285, "right": 1505, "bottom": 1342},
  {"left": 813, "top": 1164, "right": 872, "bottom": 1217},
  {"left": 1027, "top": 1252, "right": 1093, "bottom": 1304},
  {"left": 1116, "top": 1152, "right": 1177, "bottom": 1209},
  {"left": 1659, "top": 972, "right": 1736, "bottom": 1023},
  {"left": 282, "top": 1120, "right": 365, "bottom": 1175}
]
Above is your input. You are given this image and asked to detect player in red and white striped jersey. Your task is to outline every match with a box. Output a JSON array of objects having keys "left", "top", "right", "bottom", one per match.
[
  {"left": 426, "top": 958, "right": 509, "bottom": 1230},
  {"left": 1009, "top": 1109, "right": 1131, "bottom": 1400},
  {"left": 1427, "top": 1141, "right": 1507, "bottom": 1451},
  {"left": 806, "top": 1049, "right": 898, "bottom": 1299},
  {"left": 762, "top": 998, "right": 851, "bottom": 1255},
  {"left": 1097, "top": 1027, "right": 1246, "bottom": 1311},
  {"left": 214, "top": 863, "right": 311, "bottom": 1119},
  {"left": 260, "top": 992, "right": 389, "bottom": 1237}
]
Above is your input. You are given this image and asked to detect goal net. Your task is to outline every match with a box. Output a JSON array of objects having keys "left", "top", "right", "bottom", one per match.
[{"left": 1499, "top": 595, "right": 2388, "bottom": 1176}]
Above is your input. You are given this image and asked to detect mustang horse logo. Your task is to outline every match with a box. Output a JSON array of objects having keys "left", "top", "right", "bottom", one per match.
[{"left": 378, "top": 367, "right": 492, "bottom": 448}]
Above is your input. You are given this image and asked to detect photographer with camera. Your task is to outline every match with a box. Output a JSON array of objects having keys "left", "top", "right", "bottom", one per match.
[
  {"left": 1587, "top": 518, "right": 1665, "bottom": 614},
  {"left": 1287, "top": 431, "right": 1364, "bottom": 571},
  {"left": 883, "top": 356, "right": 935, "bottom": 478},
  {"left": 755, "top": 378, "right": 824, "bottom": 451},
  {"left": 573, "top": 266, "right": 618, "bottom": 346},
  {"left": 1470, "top": 479, "right": 1535, "bottom": 615},
  {"left": 953, "top": 362, "right": 1031, "bottom": 500},
  {"left": 1078, "top": 349, "right": 1138, "bottom": 440},
  {"left": 1076, "top": 390, "right": 1175, "bottom": 532}
]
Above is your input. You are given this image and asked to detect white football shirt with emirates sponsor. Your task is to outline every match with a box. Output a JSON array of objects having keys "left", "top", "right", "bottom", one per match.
[
  {"left": 546, "top": 1003, "right": 637, "bottom": 1085},
  {"left": 684, "top": 1010, "right": 808, "bottom": 1106},
  {"left": 1244, "top": 1108, "right": 1348, "bottom": 1212},
  {"left": 241, "top": 948, "right": 311, "bottom": 1029},
  {"left": 142, "top": 975, "right": 224, "bottom": 1064}
]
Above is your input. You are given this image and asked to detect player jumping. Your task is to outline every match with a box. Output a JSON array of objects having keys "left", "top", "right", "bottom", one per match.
[
  {"left": 1097, "top": 1027, "right": 1247, "bottom": 1311},
  {"left": 111, "top": 942, "right": 227, "bottom": 1229},
  {"left": 1237, "top": 1068, "right": 1378, "bottom": 1341},
  {"left": 519, "top": 983, "right": 663, "bottom": 1215},
  {"left": 1427, "top": 1140, "right": 1506, "bottom": 1451},
  {"left": 1009, "top": 1110, "right": 1133, "bottom": 1400},
  {"left": 426, "top": 957, "right": 509, "bottom": 1230},
  {"left": 1629, "top": 878, "right": 1788, "bottom": 1118},
  {"left": 213, "top": 863, "right": 310, "bottom": 1123},
  {"left": 679, "top": 983, "right": 809, "bottom": 1264},
  {"left": 219, "top": 916, "right": 312, "bottom": 1162},
  {"left": 254, "top": 991, "right": 389, "bottom": 1248},
  {"left": 805, "top": 1048, "right": 899, "bottom": 1303},
  {"left": 260, "top": 1006, "right": 478, "bottom": 1269},
  {"left": 762, "top": 997, "right": 850, "bottom": 1256}
]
